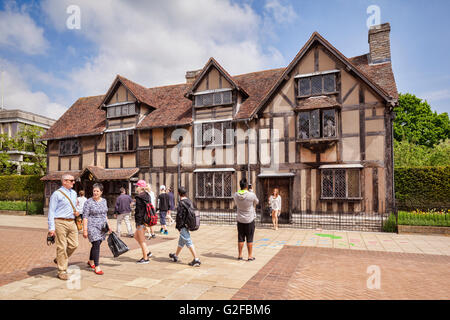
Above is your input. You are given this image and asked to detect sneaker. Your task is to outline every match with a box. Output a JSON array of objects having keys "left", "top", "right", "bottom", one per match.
[
  {"left": 188, "top": 258, "right": 201, "bottom": 267},
  {"left": 169, "top": 253, "right": 179, "bottom": 262},
  {"left": 160, "top": 228, "right": 164, "bottom": 234},
  {"left": 164, "top": 230, "right": 168, "bottom": 235},
  {"left": 136, "top": 258, "right": 149, "bottom": 264},
  {"left": 151, "top": 234, "right": 156, "bottom": 238},
  {"left": 146, "top": 252, "right": 152, "bottom": 258},
  {"left": 127, "top": 234, "right": 134, "bottom": 238}
]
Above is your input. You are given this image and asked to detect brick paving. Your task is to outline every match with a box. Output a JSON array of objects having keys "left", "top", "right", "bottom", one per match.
[
  {"left": 0, "top": 225, "right": 172, "bottom": 286},
  {"left": 232, "top": 246, "right": 450, "bottom": 300}
]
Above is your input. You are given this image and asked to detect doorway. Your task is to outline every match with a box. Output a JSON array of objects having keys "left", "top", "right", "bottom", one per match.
[{"left": 260, "top": 177, "right": 291, "bottom": 224}]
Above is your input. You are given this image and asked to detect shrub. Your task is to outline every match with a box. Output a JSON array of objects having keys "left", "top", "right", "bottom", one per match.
[
  {"left": 0, "top": 175, "right": 44, "bottom": 201},
  {"left": 0, "top": 200, "right": 44, "bottom": 215},
  {"left": 398, "top": 210, "right": 449, "bottom": 227},
  {"left": 395, "top": 166, "right": 450, "bottom": 211},
  {"left": 382, "top": 213, "right": 397, "bottom": 232}
]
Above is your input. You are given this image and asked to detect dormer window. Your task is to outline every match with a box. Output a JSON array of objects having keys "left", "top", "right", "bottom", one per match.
[
  {"left": 106, "top": 102, "right": 136, "bottom": 118},
  {"left": 296, "top": 70, "right": 338, "bottom": 97},
  {"left": 194, "top": 89, "right": 233, "bottom": 107}
]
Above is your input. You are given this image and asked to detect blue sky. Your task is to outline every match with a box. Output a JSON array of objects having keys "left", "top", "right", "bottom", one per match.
[{"left": 0, "top": 0, "right": 449, "bottom": 119}]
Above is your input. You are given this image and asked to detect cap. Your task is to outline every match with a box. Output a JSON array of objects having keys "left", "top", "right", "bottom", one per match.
[
  {"left": 160, "top": 185, "right": 166, "bottom": 190},
  {"left": 135, "top": 180, "right": 147, "bottom": 188}
]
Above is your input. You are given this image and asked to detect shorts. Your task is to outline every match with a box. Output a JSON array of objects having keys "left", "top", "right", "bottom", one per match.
[
  {"left": 159, "top": 211, "right": 167, "bottom": 226},
  {"left": 237, "top": 220, "right": 255, "bottom": 243},
  {"left": 178, "top": 227, "right": 194, "bottom": 248},
  {"left": 136, "top": 224, "right": 146, "bottom": 230}
]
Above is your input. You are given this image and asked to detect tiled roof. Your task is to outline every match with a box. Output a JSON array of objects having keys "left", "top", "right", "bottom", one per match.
[
  {"left": 84, "top": 166, "right": 139, "bottom": 181},
  {"left": 41, "top": 170, "right": 82, "bottom": 181},
  {"left": 40, "top": 95, "right": 105, "bottom": 140},
  {"left": 295, "top": 96, "right": 341, "bottom": 111}
]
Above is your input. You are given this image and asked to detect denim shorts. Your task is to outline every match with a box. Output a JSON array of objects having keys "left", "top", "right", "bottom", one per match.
[{"left": 178, "top": 227, "right": 193, "bottom": 248}]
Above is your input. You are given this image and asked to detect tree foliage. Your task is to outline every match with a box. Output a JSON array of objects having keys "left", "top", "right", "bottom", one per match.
[
  {"left": 394, "top": 93, "right": 449, "bottom": 148},
  {"left": 394, "top": 139, "right": 450, "bottom": 167}
]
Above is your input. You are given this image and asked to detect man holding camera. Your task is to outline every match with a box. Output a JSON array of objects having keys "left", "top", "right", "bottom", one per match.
[{"left": 47, "top": 174, "right": 80, "bottom": 280}]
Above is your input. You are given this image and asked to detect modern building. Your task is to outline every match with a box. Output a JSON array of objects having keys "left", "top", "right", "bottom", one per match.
[
  {"left": 40, "top": 23, "right": 398, "bottom": 222},
  {"left": 0, "top": 108, "right": 55, "bottom": 173}
]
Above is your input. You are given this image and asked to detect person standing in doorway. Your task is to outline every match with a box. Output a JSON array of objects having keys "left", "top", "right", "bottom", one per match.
[
  {"left": 233, "top": 178, "right": 259, "bottom": 261},
  {"left": 157, "top": 185, "right": 170, "bottom": 235},
  {"left": 83, "top": 183, "right": 112, "bottom": 275},
  {"left": 115, "top": 187, "right": 134, "bottom": 238},
  {"left": 47, "top": 174, "right": 80, "bottom": 280},
  {"left": 269, "top": 188, "right": 282, "bottom": 230},
  {"left": 76, "top": 190, "right": 87, "bottom": 220}
]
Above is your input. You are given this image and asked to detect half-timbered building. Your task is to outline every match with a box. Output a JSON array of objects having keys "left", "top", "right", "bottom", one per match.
[{"left": 41, "top": 23, "right": 398, "bottom": 225}]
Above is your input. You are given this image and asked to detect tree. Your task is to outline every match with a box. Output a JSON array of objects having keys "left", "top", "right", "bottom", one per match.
[
  {"left": 394, "top": 139, "right": 450, "bottom": 167},
  {"left": 394, "top": 93, "right": 449, "bottom": 148}
]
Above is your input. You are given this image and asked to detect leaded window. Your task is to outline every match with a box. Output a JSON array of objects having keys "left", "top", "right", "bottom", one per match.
[
  {"left": 298, "top": 109, "right": 337, "bottom": 140},
  {"left": 321, "top": 169, "right": 361, "bottom": 199},
  {"left": 59, "top": 139, "right": 80, "bottom": 156},
  {"left": 106, "top": 130, "right": 134, "bottom": 152},
  {"left": 106, "top": 103, "right": 137, "bottom": 118},
  {"left": 195, "top": 90, "right": 233, "bottom": 107},
  {"left": 298, "top": 73, "right": 337, "bottom": 97},
  {"left": 194, "top": 121, "right": 233, "bottom": 147},
  {"left": 196, "top": 171, "right": 233, "bottom": 198}
]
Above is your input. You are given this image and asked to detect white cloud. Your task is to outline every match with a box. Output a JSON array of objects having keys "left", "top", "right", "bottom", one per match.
[
  {"left": 41, "top": 0, "right": 287, "bottom": 97},
  {"left": 0, "top": 2, "right": 49, "bottom": 55},
  {"left": 264, "top": 0, "right": 298, "bottom": 24},
  {"left": 421, "top": 89, "right": 450, "bottom": 102},
  {"left": 0, "top": 59, "right": 66, "bottom": 119}
]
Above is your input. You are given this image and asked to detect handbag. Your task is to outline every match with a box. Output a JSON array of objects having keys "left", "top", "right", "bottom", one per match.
[
  {"left": 58, "top": 190, "right": 83, "bottom": 231},
  {"left": 101, "top": 222, "right": 109, "bottom": 233}
]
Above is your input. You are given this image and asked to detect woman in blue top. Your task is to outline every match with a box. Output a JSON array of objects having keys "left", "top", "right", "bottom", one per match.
[{"left": 82, "top": 183, "right": 111, "bottom": 275}]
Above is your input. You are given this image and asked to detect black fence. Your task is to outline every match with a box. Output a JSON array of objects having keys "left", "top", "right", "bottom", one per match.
[{"left": 167, "top": 209, "right": 390, "bottom": 232}]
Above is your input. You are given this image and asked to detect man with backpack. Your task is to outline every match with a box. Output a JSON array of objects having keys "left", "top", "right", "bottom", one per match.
[{"left": 169, "top": 187, "right": 201, "bottom": 267}]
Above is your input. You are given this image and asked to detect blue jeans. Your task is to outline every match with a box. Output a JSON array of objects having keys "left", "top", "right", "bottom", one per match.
[{"left": 178, "top": 227, "right": 193, "bottom": 248}]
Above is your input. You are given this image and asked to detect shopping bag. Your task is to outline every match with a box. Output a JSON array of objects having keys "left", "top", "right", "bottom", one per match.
[{"left": 107, "top": 231, "right": 129, "bottom": 257}]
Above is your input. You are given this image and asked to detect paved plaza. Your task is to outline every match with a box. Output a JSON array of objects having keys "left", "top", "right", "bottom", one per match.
[{"left": 0, "top": 214, "right": 449, "bottom": 300}]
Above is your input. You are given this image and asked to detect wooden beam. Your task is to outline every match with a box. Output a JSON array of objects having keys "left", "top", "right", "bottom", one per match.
[{"left": 359, "top": 86, "right": 366, "bottom": 161}]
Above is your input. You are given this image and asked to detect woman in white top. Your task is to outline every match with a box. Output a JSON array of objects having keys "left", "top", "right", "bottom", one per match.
[
  {"left": 269, "top": 188, "right": 282, "bottom": 230},
  {"left": 76, "top": 190, "right": 88, "bottom": 219}
]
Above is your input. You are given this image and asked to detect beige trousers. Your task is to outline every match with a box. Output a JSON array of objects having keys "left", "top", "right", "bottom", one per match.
[{"left": 55, "top": 219, "right": 79, "bottom": 275}]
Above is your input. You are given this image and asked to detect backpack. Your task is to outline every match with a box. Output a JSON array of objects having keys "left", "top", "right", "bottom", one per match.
[
  {"left": 181, "top": 200, "right": 200, "bottom": 231},
  {"left": 143, "top": 201, "right": 157, "bottom": 227}
]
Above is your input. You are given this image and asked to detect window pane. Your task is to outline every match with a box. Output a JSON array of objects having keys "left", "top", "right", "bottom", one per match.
[
  {"left": 323, "top": 109, "right": 336, "bottom": 137},
  {"left": 223, "top": 121, "right": 233, "bottom": 145},
  {"left": 322, "top": 169, "right": 333, "bottom": 198},
  {"left": 59, "top": 141, "right": 65, "bottom": 155},
  {"left": 203, "top": 123, "right": 213, "bottom": 146},
  {"left": 107, "top": 107, "right": 114, "bottom": 117},
  {"left": 122, "top": 104, "right": 129, "bottom": 116},
  {"left": 115, "top": 106, "right": 121, "bottom": 117},
  {"left": 205, "top": 172, "right": 213, "bottom": 197},
  {"left": 223, "top": 91, "right": 232, "bottom": 104},
  {"left": 119, "top": 131, "right": 126, "bottom": 151},
  {"left": 113, "top": 132, "right": 120, "bottom": 151},
  {"left": 128, "top": 103, "right": 135, "bottom": 114},
  {"left": 224, "top": 172, "right": 232, "bottom": 197},
  {"left": 310, "top": 109, "right": 320, "bottom": 138},
  {"left": 323, "top": 74, "right": 336, "bottom": 93},
  {"left": 107, "top": 133, "right": 112, "bottom": 152},
  {"left": 197, "top": 173, "right": 204, "bottom": 197},
  {"left": 203, "top": 94, "right": 213, "bottom": 106},
  {"left": 128, "top": 131, "right": 134, "bottom": 150},
  {"left": 214, "top": 173, "right": 223, "bottom": 197},
  {"left": 299, "top": 78, "right": 311, "bottom": 96},
  {"left": 299, "top": 112, "right": 310, "bottom": 139},
  {"left": 311, "top": 76, "right": 322, "bottom": 94},
  {"left": 71, "top": 140, "right": 79, "bottom": 154},
  {"left": 213, "top": 122, "right": 223, "bottom": 145},
  {"left": 347, "top": 170, "right": 360, "bottom": 198},
  {"left": 195, "top": 95, "right": 203, "bottom": 107},
  {"left": 195, "top": 124, "right": 203, "bottom": 146},
  {"left": 335, "top": 169, "right": 346, "bottom": 198},
  {"left": 213, "top": 92, "right": 222, "bottom": 105}
]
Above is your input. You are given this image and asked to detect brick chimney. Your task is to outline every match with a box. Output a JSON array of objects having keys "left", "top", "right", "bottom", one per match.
[
  {"left": 185, "top": 69, "right": 202, "bottom": 84},
  {"left": 368, "top": 22, "right": 391, "bottom": 64}
]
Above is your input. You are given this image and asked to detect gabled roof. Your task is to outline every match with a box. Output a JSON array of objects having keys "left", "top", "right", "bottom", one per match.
[
  {"left": 41, "top": 95, "right": 105, "bottom": 141},
  {"left": 100, "top": 75, "right": 158, "bottom": 109},
  {"left": 250, "top": 31, "right": 398, "bottom": 119},
  {"left": 82, "top": 166, "right": 139, "bottom": 181},
  {"left": 185, "top": 57, "right": 249, "bottom": 98}
]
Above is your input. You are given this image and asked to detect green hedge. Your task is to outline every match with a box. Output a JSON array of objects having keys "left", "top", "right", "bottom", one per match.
[
  {"left": 0, "top": 175, "right": 44, "bottom": 201},
  {"left": 395, "top": 166, "right": 450, "bottom": 211},
  {"left": 398, "top": 210, "right": 449, "bottom": 227},
  {"left": 0, "top": 200, "right": 44, "bottom": 215}
]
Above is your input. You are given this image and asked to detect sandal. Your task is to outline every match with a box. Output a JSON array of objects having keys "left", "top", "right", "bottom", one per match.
[
  {"left": 94, "top": 269, "right": 104, "bottom": 275},
  {"left": 248, "top": 257, "right": 256, "bottom": 261},
  {"left": 238, "top": 257, "right": 243, "bottom": 261},
  {"left": 87, "top": 261, "right": 95, "bottom": 269}
]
